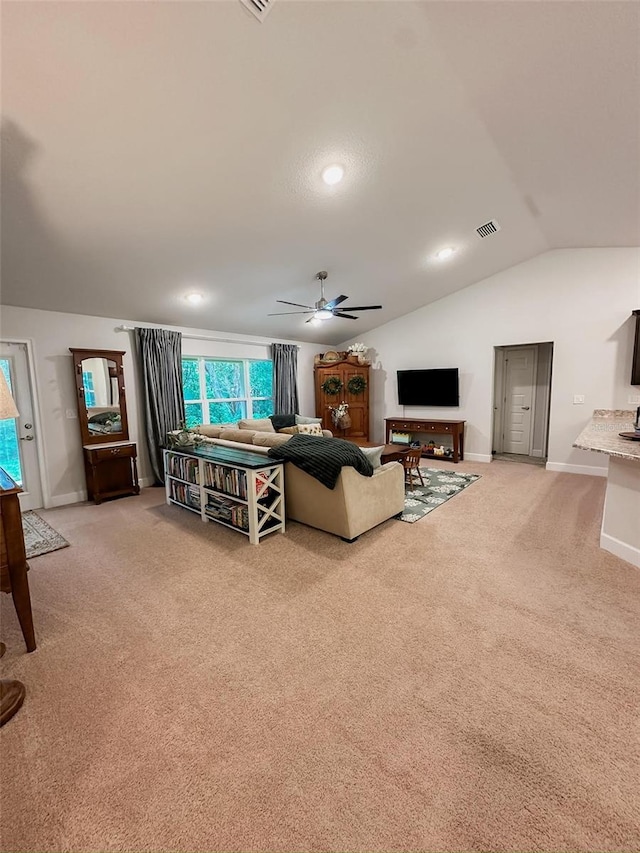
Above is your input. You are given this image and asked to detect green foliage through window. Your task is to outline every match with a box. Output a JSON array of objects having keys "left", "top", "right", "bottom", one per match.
[{"left": 181, "top": 358, "right": 273, "bottom": 426}]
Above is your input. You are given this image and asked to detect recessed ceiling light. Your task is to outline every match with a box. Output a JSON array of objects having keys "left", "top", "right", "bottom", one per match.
[
  {"left": 185, "top": 292, "right": 204, "bottom": 305},
  {"left": 322, "top": 164, "right": 344, "bottom": 186},
  {"left": 435, "top": 247, "right": 456, "bottom": 261}
]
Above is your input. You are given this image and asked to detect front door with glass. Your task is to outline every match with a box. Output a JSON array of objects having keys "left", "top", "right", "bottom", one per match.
[{"left": 0, "top": 342, "right": 43, "bottom": 510}]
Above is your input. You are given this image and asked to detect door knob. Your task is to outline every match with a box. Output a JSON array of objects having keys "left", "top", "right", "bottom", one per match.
[
  {"left": 521, "top": 406, "right": 530, "bottom": 410},
  {"left": 20, "top": 435, "right": 34, "bottom": 441}
]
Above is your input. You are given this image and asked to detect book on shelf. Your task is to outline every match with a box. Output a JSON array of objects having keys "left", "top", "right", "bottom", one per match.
[
  {"left": 166, "top": 453, "right": 199, "bottom": 484},
  {"left": 168, "top": 480, "right": 201, "bottom": 509}
]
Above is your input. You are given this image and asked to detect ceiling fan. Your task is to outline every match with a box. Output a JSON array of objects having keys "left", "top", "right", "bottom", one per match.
[{"left": 268, "top": 271, "right": 382, "bottom": 323}]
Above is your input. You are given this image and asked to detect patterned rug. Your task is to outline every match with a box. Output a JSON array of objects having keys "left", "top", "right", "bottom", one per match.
[
  {"left": 21, "top": 511, "right": 70, "bottom": 559},
  {"left": 400, "top": 467, "right": 481, "bottom": 523}
]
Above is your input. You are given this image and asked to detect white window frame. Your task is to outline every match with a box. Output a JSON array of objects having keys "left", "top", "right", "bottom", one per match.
[{"left": 182, "top": 357, "right": 273, "bottom": 425}]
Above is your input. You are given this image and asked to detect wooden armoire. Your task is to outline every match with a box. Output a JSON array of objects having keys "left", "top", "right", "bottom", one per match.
[{"left": 314, "top": 356, "right": 370, "bottom": 441}]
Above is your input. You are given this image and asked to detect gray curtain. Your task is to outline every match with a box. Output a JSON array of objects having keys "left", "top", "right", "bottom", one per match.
[
  {"left": 271, "top": 343, "right": 299, "bottom": 414},
  {"left": 135, "top": 328, "right": 184, "bottom": 484}
]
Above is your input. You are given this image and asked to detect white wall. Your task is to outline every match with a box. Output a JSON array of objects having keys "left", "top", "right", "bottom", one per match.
[
  {"left": 340, "top": 248, "right": 640, "bottom": 473},
  {"left": 0, "top": 306, "right": 319, "bottom": 507}
]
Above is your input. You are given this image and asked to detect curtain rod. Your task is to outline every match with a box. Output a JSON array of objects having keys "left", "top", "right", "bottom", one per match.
[{"left": 115, "top": 326, "right": 300, "bottom": 349}]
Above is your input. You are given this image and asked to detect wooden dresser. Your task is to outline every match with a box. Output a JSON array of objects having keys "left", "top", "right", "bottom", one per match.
[
  {"left": 0, "top": 468, "right": 36, "bottom": 652},
  {"left": 83, "top": 441, "right": 140, "bottom": 505}
]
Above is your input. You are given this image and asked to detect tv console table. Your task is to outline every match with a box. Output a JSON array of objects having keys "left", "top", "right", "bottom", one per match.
[{"left": 385, "top": 418, "right": 466, "bottom": 463}]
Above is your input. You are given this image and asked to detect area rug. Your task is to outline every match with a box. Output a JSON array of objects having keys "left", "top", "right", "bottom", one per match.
[
  {"left": 400, "top": 467, "right": 481, "bottom": 523},
  {"left": 21, "top": 511, "right": 70, "bottom": 559}
]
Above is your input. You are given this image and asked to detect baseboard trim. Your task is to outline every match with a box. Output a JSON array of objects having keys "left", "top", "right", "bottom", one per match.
[
  {"left": 465, "top": 453, "right": 492, "bottom": 464},
  {"left": 545, "top": 462, "right": 608, "bottom": 477},
  {"left": 600, "top": 533, "right": 640, "bottom": 569},
  {"left": 46, "top": 478, "right": 154, "bottom": 508},
  {"left": 46, "top": 490, "right": 87, "bottom": 508}
]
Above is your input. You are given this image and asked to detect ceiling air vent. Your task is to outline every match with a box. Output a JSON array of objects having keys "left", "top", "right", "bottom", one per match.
[
  {"left": 239, "top": 0, "right": 274, "bottom": 22},
  {"left": 476, "top": 220, "right": 501, "bottom": 239}
]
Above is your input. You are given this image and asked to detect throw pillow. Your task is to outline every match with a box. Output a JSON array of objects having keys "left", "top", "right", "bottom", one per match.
[
  {"left": 237, "top": 417, "right": 275, "bottom": 433},
  {"left": 270, "top": 414, "right": 296, "bottom": 430},
  {"left": 278, "top": 426, "right": 299, "bottom": 435},
  {"left": 218, "top": 429, "right": 258, "bottom": 444},
  {"left": 295, "top": 415, "right": 323, "bottom": 425},
  {"left": 193, "top": 425, "right": 224, "bottom": 438},
  {"left": 252, "top": 433, "right": 292, "bottom": 448},
  {"left": 296, "top": 423, "right": 323, "bottom": 436},
  {"left": 359, "top": 445, "right": 385, "bottom": 469}
]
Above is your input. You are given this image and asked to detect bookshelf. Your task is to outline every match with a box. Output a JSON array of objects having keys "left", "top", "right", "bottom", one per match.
[{"left": 163, "top": 446, "right": 285, "bottom": 545}]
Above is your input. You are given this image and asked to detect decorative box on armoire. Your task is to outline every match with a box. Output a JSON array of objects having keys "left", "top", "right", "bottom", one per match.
[
  {"left": 314, "top": 353, "right": 370, "bottom": 441},
  {"left": 69, "top": 348, "right": 140, "bottom": 504}
]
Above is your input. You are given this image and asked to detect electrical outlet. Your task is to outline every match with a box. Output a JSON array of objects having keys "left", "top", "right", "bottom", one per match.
[
  {"left": 65, "top": 409, "right": 77, "bottom": 419},
  {"left": 628, "top": 395, "right": 640, "bottom": 405},
  {"left": 573, "top": 395, "right": 585, "bottom": 405}
]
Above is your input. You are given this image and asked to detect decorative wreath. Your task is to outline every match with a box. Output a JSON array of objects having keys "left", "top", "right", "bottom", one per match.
[
  {"left": 321, "top": 376, "right": 343, "bottom": 396},
  {"left": 347, "top": 375, "right": 367, "bottom": 395}
]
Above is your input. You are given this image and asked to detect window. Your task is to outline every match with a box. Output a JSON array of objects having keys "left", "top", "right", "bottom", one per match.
[
  {"left": 182, "top": 358, "right": 273, "bottom": 427},
  {"left": 82, "top": 371, "right": 96, "bottom": 407}
]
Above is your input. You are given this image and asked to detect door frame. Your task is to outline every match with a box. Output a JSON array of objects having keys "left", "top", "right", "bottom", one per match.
[
  {"left": 492, "top": 342, "right": 552, "bottom": 458},
  {"left": 1, "top": 337, "right": 49, "bottom": 508}
]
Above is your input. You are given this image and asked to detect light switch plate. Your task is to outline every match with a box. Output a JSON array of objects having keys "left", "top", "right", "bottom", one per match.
[
  {"left": 573, "top": 395, "right": 585, "bottom": 404},
  {"left": 65, "top": 409, "right": 77, "bottom": 419},
  {"left": 628, "top": 395, "right": 640, "bottom": 404}
]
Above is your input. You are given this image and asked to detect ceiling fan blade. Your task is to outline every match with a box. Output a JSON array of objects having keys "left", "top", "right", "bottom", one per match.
[
  {"left": 334, "top": 305, "right": 382, "bottom": 312},
  {"left": 324, "top": 294, "right": 348, "bottom": 310},
  {"left": 276, "top": 300, "right": 315, "bottom": 309},
  {"left": 268, "top": 310, "right": 315, "bottom": 316},
  {"left": 332, "top": 312, "right": 359, "bottom": 320}
]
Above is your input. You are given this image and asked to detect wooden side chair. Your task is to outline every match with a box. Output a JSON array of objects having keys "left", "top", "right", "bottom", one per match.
[{"left": 402, "top": 449, "right": 424, "bottom": 488}]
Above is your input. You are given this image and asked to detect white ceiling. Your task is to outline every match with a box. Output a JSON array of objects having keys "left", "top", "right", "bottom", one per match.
[{"left": 1, "top": 1, "right": 638, "bottom": 345}]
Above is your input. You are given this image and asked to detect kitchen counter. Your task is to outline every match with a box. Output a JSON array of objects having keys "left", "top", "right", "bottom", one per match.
[
  {"left": 573, "top": 409, "right": 640, "bottom": 461},
  {"left": 573, "top": 409, "right": 640, "bottom": 569}
]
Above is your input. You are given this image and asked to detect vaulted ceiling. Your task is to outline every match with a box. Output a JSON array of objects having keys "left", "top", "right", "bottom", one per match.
[{"left": 1, "top": 1, "right": 638, "bottom": 344}]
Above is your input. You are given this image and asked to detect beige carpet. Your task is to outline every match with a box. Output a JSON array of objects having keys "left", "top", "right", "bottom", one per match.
[{"left": 1, "top": 461, "right": 639, "bottom": 853}]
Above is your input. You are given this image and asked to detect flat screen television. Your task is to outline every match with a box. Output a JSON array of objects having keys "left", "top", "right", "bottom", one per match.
[{"left": 397, "top": 368, "right": 459, "bottom": 407}]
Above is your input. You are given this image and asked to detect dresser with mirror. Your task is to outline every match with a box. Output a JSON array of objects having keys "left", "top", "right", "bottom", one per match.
[{"left": 69, "top": 348, "right": 140, "bottom": 504}]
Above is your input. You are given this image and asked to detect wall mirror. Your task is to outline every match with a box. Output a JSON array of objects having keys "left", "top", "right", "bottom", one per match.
[{"left": 69, "top": 348, "right": 130, "bottom": 445}]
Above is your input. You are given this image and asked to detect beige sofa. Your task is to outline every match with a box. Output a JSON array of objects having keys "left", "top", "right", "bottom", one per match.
[{"left": 185, "top": 419, "right": 405, "bottom": 541}]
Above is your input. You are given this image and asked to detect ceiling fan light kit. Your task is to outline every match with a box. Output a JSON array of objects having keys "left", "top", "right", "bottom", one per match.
[{"left": 268, "top": 271, "right": 382, "bottom": 323}]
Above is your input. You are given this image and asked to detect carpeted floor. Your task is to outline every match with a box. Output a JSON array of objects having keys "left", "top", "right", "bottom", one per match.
[
  {"left": 1, "top": 460, "right": 639, "bottom": 852},
  {"left": 21, "top": 511, "right": 70, "bottom": 559}
]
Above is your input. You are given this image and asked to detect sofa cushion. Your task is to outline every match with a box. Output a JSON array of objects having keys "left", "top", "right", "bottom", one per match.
[
  {"left": 237, "top": 418, "right": 275, "bottom": 433},
  {"left": 295, "top": 415, "right": 323, "bottom": 425},
  {"left": 218, "top": 429, "right": 258, "bottom": 444},
  {"left": 270, "top": 413, "right": 296, "bottom": 430},
  {"left": 359, "top": 445, "right": 385, "bottom": 469},
  {"left": 296, "top": 423, "right": 323, "bottom": 436},
  {"left": 193, "top": 425, "right": 224, "bottom": 438},
  {"left": 252, "top": 432, "right": 292, "bottom": 448}
]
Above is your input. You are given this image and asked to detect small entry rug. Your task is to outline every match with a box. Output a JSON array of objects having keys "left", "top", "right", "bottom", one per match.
[
  {"left": 21, "top": 511, "right": 70, "bottom": 559},
  {"left": 400, "top": 467, "right": 481, "bottom": 523}
]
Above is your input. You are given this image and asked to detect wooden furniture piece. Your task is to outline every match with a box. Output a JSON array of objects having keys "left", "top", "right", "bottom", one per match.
[
  {"left": 0, "top": 641, "right": 26, "bottom": 727},
  {"left": 314, "top": 356, "right": 370, "bottom": 440},
  {"left": 385, "top": 417, "right": 466, "bottom": 463},
  {"left": 344, "top": 440, "right": 411, "bottom": 466},
  {"left": 83, "top": 441, "right": 140, "bottom": 504},
  {"left": 0, "top": 467, "right": 36, "bottom": 652},
  {"left": 164, "top": 445, "right": 285, "bottom": 545},
  {"left": 401, "top": 450, "right": 424, "bottom": 487},
  {"left": 69, "top": 348, "right": 139, "bottom": 504}
]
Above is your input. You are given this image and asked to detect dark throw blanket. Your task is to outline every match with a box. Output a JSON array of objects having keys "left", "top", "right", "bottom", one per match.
[{"left": 267, "top": 434, "right": 373, "bottom": 489}]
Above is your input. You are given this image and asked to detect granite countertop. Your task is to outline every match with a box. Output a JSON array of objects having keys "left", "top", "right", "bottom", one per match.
[{"left": 573, "top": 409, "right": 640, "bottom": 462}]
